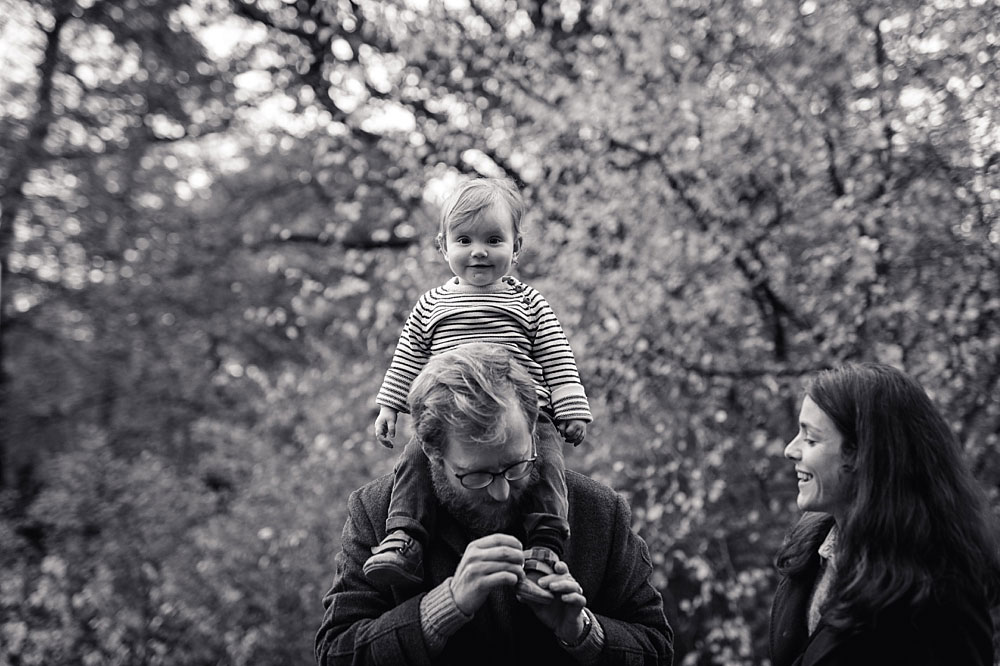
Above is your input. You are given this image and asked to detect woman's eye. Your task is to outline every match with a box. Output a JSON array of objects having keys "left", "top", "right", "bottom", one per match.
[{"left": 796, "top": 430, "right": 815, "bottom": 445}]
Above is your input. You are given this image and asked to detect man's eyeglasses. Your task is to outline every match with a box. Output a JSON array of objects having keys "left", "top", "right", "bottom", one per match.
[{"left": 442, "top": 444, "right": 537, "bottom": 490}]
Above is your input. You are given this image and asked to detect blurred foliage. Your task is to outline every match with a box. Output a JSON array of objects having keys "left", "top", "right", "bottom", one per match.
[{"left": 2, "top": 0, "right": 998, "bottom": 664}]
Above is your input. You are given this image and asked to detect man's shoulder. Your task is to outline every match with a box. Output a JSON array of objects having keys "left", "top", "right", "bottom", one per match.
[
  {"left": 566, "top": 468, "right": 615, "bottom": 495},
  {"left": 348, "top": 473, "right": 394, "bottom": 512},
  {"left": 566, "top": 470, "right": 627, "bottom": 516}
]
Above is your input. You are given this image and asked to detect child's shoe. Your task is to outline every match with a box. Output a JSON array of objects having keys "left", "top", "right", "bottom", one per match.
[
  {"left": 363, "top": 529, "right": 423, "bottom": 586},
  {"left": 515, "top": 546, "right": 559, "bottom": 605}
]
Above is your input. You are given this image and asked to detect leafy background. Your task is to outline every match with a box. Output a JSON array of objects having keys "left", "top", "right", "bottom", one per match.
[{"left": 2, "top": 0, "right": 998, "bottom": 664}]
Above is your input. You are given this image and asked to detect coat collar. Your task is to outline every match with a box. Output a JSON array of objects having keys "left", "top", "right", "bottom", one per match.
[
  {"left": 771, "top": 522, "right": 845, "bottom": 666},
  {"left": 817, "top": 525, "right": 838, "bottom": 567},
  {"left": 799, "top": 620, "right": 842, "bottom": 665},
  {"left": 771, "top": 553, "right": 819, "bottom": 666}
]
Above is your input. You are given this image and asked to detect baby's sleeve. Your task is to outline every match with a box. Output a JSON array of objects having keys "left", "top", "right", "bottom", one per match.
[
  {"left": 376, "top": 300, "right": 432, "bottom": 414},
  {"left": 529, "top": 288, "right": 593, "bottom": 423}
]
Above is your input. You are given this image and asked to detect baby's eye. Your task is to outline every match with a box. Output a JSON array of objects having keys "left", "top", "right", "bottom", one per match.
[
  {"left": 455, "top": 236, "right": 471, "bottom": 244},
  {"left": 489, "top": 237, "right": 504, "bottom": 244}
]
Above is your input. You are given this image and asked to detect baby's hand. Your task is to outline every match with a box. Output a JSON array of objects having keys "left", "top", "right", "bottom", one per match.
[
  {"left": 559, "top": 419, "right": 587, "bottom": 446},
  {"left": 375, "top": 407, "right": 398, "bottom": 448}
]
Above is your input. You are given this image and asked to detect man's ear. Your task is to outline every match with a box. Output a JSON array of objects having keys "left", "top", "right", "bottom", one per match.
[{"left": 421, "top": 440, "right": 439, "bottom": 461}]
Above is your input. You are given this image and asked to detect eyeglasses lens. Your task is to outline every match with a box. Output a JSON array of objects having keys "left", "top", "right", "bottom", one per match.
[{"left": 459, "top": 460, "right": 534, "bottom": 489}]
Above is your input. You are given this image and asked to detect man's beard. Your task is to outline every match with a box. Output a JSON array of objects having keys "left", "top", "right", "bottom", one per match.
[{"left": 429, "top": 461, "right": 540, "bottom": 538}]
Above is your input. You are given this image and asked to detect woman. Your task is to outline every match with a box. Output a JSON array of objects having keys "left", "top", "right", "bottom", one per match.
[{"left": 771, "top": 363, "right": 999, "bottom": 666}]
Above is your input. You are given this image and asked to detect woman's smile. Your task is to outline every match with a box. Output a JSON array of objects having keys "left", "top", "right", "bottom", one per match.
[{"left": 784, "top": 396, "right": 848, "bottom": 519}]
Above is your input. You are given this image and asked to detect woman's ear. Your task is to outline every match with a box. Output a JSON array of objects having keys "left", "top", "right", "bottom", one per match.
[{"left": 840, "top": 442, "right": 858, "bottom": 473}]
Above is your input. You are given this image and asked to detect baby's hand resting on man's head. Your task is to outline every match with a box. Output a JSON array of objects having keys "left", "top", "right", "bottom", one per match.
[
  {"left": 374, "top": 406, "right": 398, "bottom": 448},
  {"left": 559, "top": 419, "right": 587, "bottom": 446}
]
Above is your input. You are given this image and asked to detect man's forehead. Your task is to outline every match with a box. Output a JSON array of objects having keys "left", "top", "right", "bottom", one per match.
[{"left": 444, "top": 415, "right": 533, "bottom": 470}]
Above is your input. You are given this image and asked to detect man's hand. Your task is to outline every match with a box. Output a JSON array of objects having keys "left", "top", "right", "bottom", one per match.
[
  {"left": 374, "top": 407, "right": 398, "bottom": 448},
  {"left": 450, "top": 534, "right": 525, "bottom": 615},
  {"left": 522, "top": 560, "right": 589, "bottom": 644},
  {"left": 558, "top": 419, "right": 587, "bottom": 446}
]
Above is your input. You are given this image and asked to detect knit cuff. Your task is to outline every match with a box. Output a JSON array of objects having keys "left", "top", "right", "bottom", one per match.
[
  {"left": 550, "top": 385, "right": 592, "bottom": 423},
  {"left": 419, "top": 577, "right": 472, "bottom": 655},
  {"left": 559, "top": 608, "right": 605, "bottom": 664},
  {"left": 376, "top": 390, "right": 409, "bottom": 415}
]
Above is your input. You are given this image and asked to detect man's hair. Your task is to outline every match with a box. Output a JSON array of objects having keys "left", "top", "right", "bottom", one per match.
[
  {"left": 435, "top": 178, "right": 525, "bottom": 251},
  {"left": 776, "top": 363, "right": 1000, "bottom": 629},
  {"left": 408, "top": 343, "right": 538, "bottom": 458}
]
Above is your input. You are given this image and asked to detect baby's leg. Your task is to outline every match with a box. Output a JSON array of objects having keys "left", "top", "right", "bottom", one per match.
[
  {"left": 517, "top": 412, "right": 571, "bottom": 604},
  {"left": 523, "top": 412, "right": 570, "bottom": 555},
  {"left": 385, "top": 435, "right": 436, "bottom": 542},
  {"left": 364, "top": 435, "right": 434, "bottom": 586}
]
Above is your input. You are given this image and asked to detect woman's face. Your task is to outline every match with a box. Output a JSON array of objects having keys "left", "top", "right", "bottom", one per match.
[{"left": 784, "top": 395, "right": 849, "bottom": 519}]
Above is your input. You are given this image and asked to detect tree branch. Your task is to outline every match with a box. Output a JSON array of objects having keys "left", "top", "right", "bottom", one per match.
[
  {"left": 607, "top": 135, "right": 808, "bottom": 361},
  {"left": 1, "top": 8, "right": 70, "bottom": 243}
]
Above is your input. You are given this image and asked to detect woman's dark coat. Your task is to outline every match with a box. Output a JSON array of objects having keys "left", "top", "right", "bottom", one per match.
[{"left": 770, "top": 528, "right": 995, "bottom": 666}]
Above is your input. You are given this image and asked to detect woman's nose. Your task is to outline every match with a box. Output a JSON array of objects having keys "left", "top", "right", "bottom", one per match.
[
  {"left": 784, "top": 438, "right": 800, "bottom": 460},
  {"left": 487, "top": 476, "right": 510, "bottom": 501}
]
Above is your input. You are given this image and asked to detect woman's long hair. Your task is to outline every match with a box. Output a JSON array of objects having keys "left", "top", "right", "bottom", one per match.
[{"left": 776, "top": 363, "right": 1000, "bottom": 631}]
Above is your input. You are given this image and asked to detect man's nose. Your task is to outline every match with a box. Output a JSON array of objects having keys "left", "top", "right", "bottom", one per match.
[{"left": 487, "top": 476, "right": 510, "bottom": 501}]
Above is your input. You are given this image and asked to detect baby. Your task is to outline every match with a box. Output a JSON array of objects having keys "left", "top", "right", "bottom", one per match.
[{"left": 366, "top": 177, "right": 592, "bottom": 604}]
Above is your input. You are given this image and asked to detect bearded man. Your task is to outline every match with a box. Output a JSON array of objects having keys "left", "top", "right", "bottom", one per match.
[{"left": 316, "top": 343, "right": 673, "bottom": 665}]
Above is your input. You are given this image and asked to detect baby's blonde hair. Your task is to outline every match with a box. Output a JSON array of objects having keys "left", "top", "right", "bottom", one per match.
[{"left": 436, "top": 177, "right": 525, "bottom": 250}]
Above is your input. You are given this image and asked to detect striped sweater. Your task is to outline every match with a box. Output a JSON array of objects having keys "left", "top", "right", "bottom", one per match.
[{"left": 376, "top": 276, "right": 592, "bottom": 423}]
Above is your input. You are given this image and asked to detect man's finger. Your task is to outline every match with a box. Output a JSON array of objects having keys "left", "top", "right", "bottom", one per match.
[
  {"left": 459, "top": 555, "right": 525, "bottom": 582},
  {"left": 464, "top": 535, "right": 524, "bottom": 561},
  {"left": 558, "top": 592, "right": 587, "bottom": 606},
  {"left": 451, "top": 566, "right": 523, "bottom": 614},
  {"left": 481, "top": 571, "right": 521, "bottom": 587},
  {"left": 468, "top": 545, "right": 525, "bottom": 564},
  {"left": 539, "top": 574, "right": 576, "bottom": 590},
  {"left": 468, "top": 533, "right": 524, "bottom": 549},
  {"left": 543, "top": 579, "right": 587, "bottom": 603}
]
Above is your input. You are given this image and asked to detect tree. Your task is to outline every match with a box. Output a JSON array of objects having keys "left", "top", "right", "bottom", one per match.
[{"left": 2, "top": 0, "right": 997, "bottom": 663}]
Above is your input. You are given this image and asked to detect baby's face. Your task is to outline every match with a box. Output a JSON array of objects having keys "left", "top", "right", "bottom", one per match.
[{"left": 441, "top": 203, "right": 521, "bottom": 287}]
